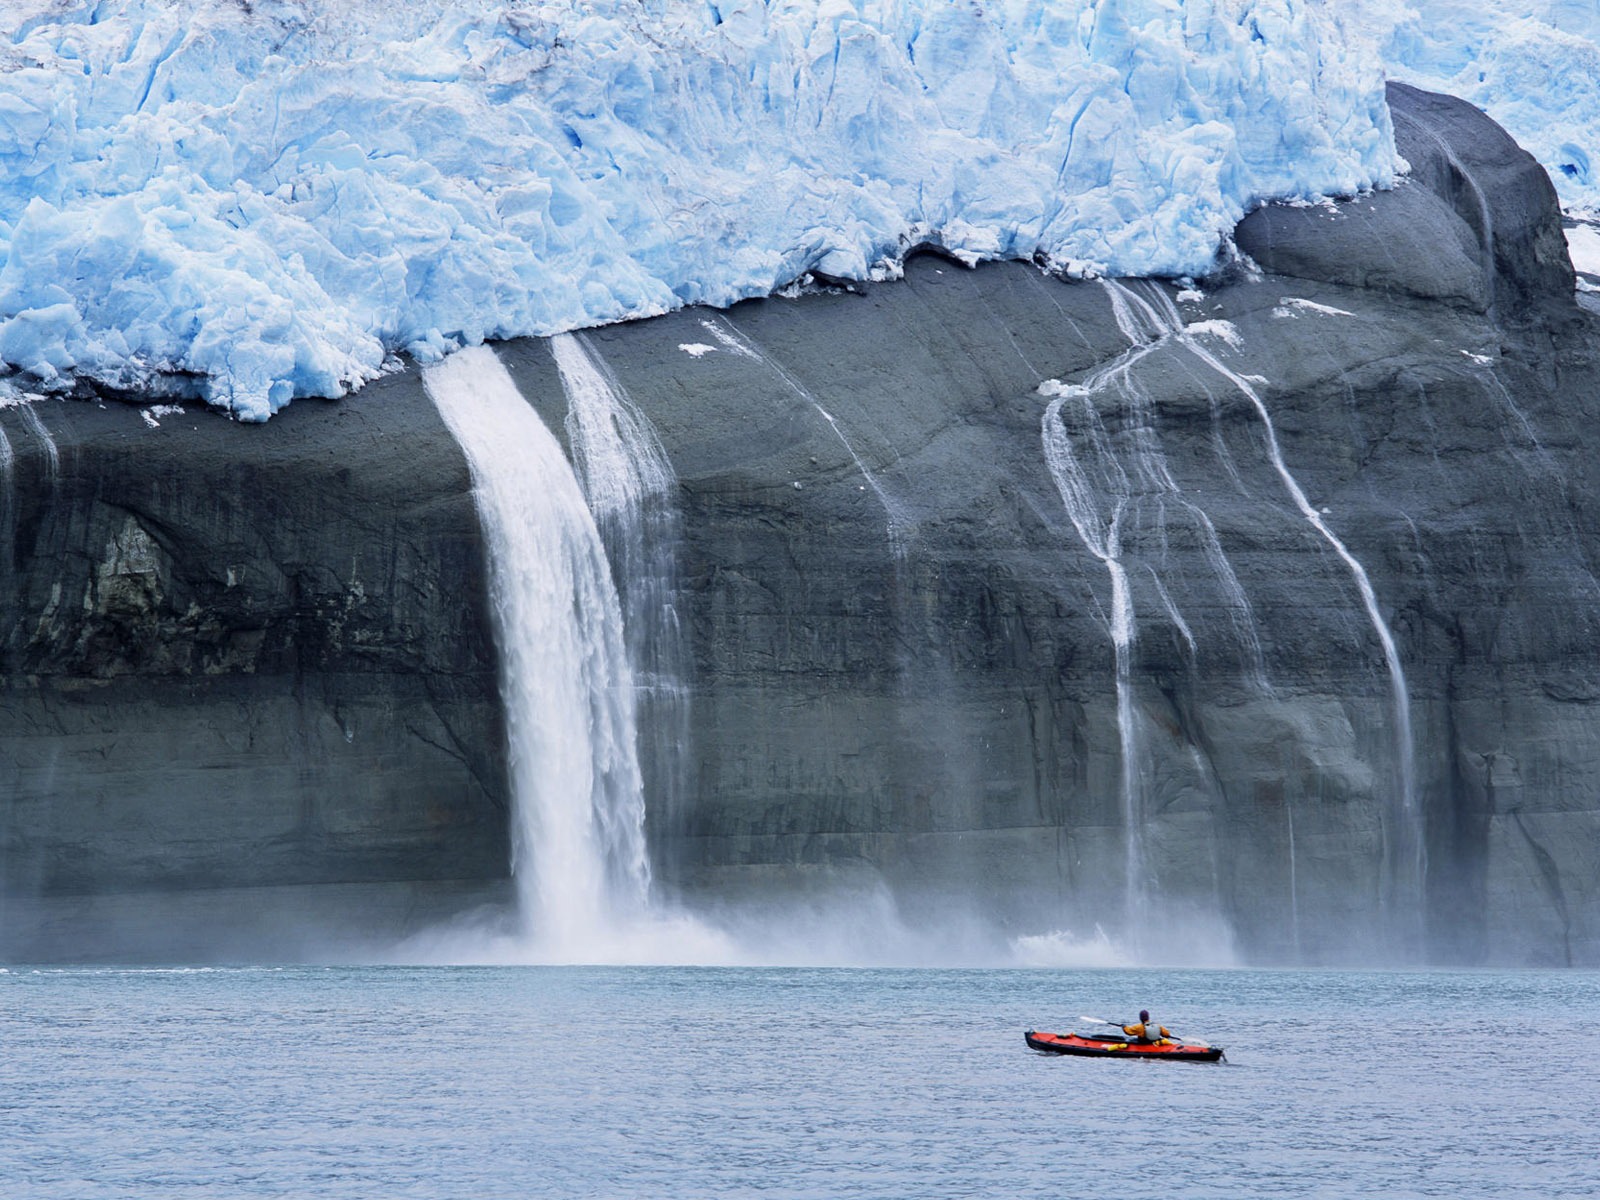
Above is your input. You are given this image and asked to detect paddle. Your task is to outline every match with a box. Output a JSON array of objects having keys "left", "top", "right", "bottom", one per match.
[{"left": 1073, "top": 1015, "right": 1130, "bottom": 1043}]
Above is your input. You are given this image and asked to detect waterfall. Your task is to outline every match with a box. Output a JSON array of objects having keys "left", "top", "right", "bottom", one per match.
[
  {"left": 1039, "top": 280, "right": 1266, "bottom": 931},
  {"left": 16, "top": 403, "right": 59, "bottom": 484},
  {"left": 1040, "top": 277, "right": 1419, "bottom": 952},
  {"left": 1109, "top": 277, "right": 1421, "bottom": 939},
  {"left": 549, "top": 331, "right": 691, "bottom": 871},
  {"left": 1177, "top": 326, "right": 1423, "bottom": 937},
  {"left": 0, "top": 424, "right": 12, "bottom": 538},
  {"left": 1040, "top": 377, "right": 1144, "bottom": 926},
  {"left": 1095, "top": 282, "right": 1267, "bottom": 679},
  {"left": 551, "top": 333, "right": 674, "bottom": 522},
  {"left": 422, "top": 344, "right": 651, "bottom": 956},
  {"left": 701, "top": 315, "right": 910, "bottom": 550}
]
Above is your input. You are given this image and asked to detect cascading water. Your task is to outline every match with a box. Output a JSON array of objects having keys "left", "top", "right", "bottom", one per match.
[
  {"left": 1105, "top": 283, "right": 1268, "bottom": 684},
  {"left": 1177, "top": 326, "right": 1423, "bottom": 940},
  {"left": 1040, "top": 277, "right": 1420, "bottom": 954},
  {"left": 1138, "top": 281, "right": 1421, "bottom": 916},
  {"left": 1040, "top": 374, "right": 1144, "bottom": 928},
  {"left": 701, "top": 315, "right": 910, "bottom": 550},
  {"left": 0, "top": 421, "right": 13, "bottom": 642},
  {"left": 551, "top": 333, "right": 674, "bottom": 525},
  {"left": 0, "top": 423, "right": 13, "bottom": 535},
  {"left": 422, "top": 344, "right": 652, "bottom": 957},
  {"left": 1038, "top": 280, "right": 1266, "bottom": 935},
  {"left": 1095, "top": 276, "right": 1419, "bottom": 946},
  {"left": 16, "top": 403, "right": 59, "bottom": 484},
  {"left": 549, "top": 331, "right": 692, "bottom": 875}
]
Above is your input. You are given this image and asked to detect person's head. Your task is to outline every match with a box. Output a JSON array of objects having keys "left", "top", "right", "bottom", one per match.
[{"left": 1139, "top": 1010, "right": 1149, "bottom": 1022}]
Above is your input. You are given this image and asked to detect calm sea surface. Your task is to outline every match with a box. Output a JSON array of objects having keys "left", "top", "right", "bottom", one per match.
[{"left": 3, "top": 965, "right": 1594, "bottom": 1198}]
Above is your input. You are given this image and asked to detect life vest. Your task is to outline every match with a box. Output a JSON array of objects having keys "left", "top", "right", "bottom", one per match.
[{"left": 1123, "top": 1020, "right": 1168, "bottom": 1043}]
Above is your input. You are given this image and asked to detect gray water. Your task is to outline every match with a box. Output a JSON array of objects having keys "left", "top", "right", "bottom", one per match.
[{"left": 4, "top": 966, "right": 1594, "bottom": 1198}]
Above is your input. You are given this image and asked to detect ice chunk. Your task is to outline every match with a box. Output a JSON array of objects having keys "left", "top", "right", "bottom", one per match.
[
  {"left": 1272, "top": 297, "right": 1357, "bottom": 318},
  {"left": 1185, "top": 319, "right": 1244, "bottom": 348},
  {"left": 1565, "top": 224, "right": 1600, "bottom": 275}
]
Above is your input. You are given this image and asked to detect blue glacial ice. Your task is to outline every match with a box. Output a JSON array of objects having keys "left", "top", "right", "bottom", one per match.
[
  {"left": 0, "top": 0, "right": 1403, "bottom": 419},
  {"left": 1383, "top": 1, "right": 1600, "bottom": 216}
]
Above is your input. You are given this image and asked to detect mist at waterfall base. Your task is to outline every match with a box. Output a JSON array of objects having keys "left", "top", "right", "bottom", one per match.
[{"left": 8, "top": 964, "right": 1596, "bottom": 1199}]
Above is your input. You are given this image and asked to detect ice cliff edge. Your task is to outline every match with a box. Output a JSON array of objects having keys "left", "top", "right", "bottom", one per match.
[{"left": 0, "top": 0, "right": 1397, "bottom": 419}]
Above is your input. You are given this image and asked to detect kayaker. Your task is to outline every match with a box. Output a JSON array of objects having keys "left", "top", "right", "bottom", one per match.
[{"left": 1122, "top": 1010, "right": 1172, "bottom": 1044}]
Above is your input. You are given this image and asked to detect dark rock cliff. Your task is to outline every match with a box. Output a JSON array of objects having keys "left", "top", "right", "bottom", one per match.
[
  {"left": 3, "top": 85, "right": 1597, "bottom": 964},
  {"left": 0, "top": 379, "right": 510, "bottom": 957}
]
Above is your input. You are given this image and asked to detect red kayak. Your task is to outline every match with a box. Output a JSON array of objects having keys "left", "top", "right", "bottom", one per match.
[{"left": 1025, "top": 1030, "right": 1224, "bottom": 1062}]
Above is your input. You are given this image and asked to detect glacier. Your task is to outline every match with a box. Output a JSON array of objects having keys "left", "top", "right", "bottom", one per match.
[
  {"left": 0, "top": 0, "right": 1400, "bottom": 419},
  {"left": 3, "top": 0, "right": 1599, "bottom": 420},
  {"left": 1381, "top": 1, "right": 1600, "bottom": 216}
]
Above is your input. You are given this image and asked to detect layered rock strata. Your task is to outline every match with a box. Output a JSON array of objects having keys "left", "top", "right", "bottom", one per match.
[{"left": 2, "top": 85, "right": 1596, "bottom": 964}]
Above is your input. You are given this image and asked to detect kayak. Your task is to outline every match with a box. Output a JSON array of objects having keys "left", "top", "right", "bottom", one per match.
[{"left": 1025, "top": 1030, "right": 1224, "bottom": 1062}]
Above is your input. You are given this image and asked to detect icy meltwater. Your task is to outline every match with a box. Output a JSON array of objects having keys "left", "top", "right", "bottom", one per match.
[{"left": 5, "top": 967, "right": 1594, "bottom": 1198}]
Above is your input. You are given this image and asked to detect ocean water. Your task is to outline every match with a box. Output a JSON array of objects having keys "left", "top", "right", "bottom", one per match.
[{"left": 4, "top": 966, "right": 1594, "bottom": 1198}]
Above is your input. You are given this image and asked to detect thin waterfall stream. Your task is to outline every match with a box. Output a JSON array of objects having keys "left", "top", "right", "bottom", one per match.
[
  {"left": 1039, "top": 376, "right": 1143, "bottom": 928},
  {"left": 1179, "top": 327, "right": 1423, "bottom": 934},
  {"left": 0, "top": 423, "right": 12, "bottom": 538},
  {"left": 16, "top": 403, "right": 58, "bottom": 484},
  {"left": 1038, "top": 279, "right": 1266, "bottom": 936},
  {"left": 700, "top": 315, "right": 910, "bottom": 551},
  {"left": 1039, "top": 279, "right": 1421, "bottom": 952},
  {"left": 1136, "top": 280, "right": 1423, "bottom": 935}
]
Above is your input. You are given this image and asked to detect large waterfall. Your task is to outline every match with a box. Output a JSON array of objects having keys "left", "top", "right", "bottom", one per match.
[
  {"left": 422, "top": 345, "right": 652, "bottom": 956},
  {"left": 421, "top": 343, "right": 730, "bottom": 964}
]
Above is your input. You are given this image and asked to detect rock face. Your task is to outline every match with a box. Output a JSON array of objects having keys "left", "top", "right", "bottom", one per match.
[
  {"left": 3, "top": 85, "right": 1599, "bottom": 964},
  {"left": 0, "top": 378, "right": 510, "bottom": 958}
]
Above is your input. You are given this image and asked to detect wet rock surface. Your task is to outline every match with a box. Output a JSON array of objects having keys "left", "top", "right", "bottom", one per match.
[{"left": 4, "top": 85, "right": 1598, "bottom": 964}]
